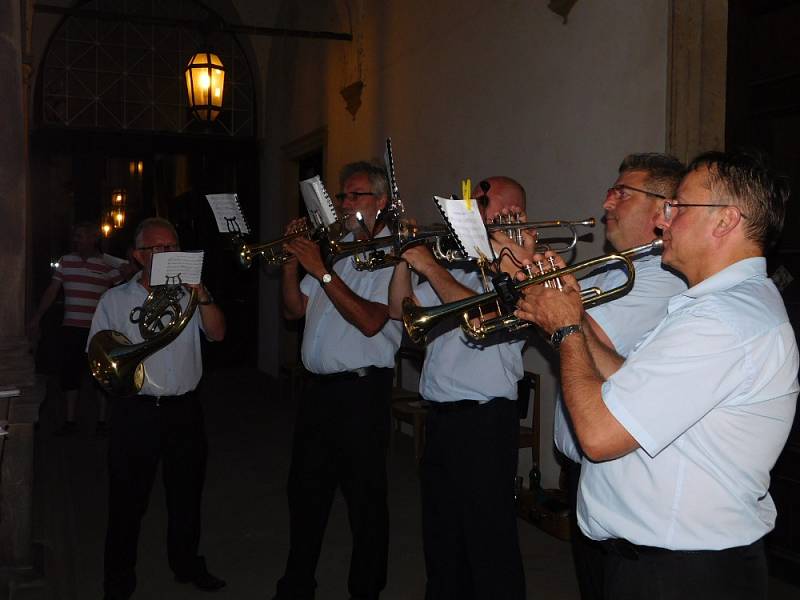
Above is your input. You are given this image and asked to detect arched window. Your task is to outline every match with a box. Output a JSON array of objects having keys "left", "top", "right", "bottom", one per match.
[{"left": 38, "top": 0, "right": 255, "bottom": 137}]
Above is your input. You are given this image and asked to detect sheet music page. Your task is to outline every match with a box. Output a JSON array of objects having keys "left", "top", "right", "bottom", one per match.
[
  {"left": 206, "top": 193, "right": 250, "bottom": 234},
  {"left": 434, "top": 196, "right": 492, "bottom": 260},
  {"left": 150, "top": 251, "right": 204, "bottom": 286},
  {"left": 299, "top": 176, "right": 338, "bottom": 228}
]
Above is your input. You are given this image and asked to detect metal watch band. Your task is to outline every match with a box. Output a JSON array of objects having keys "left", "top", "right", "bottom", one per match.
[{"left": 550, "top": 324, "right": 582, "bottom": 350}]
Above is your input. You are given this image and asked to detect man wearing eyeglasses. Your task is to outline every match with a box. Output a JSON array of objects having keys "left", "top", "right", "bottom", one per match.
[
  {"left": 552, "top": 154, "right": 687, "bottom": 600},
  {"left": 274, "top": 162, "right": 402, "bottom": 600},
  {"left": 388, "top": 176, "right": 528, "bottom": 600},
  {"left": 88, "top": 217, "right": 226, "bottom": 599},
  {"left": 516, "top": 151, "right": 798, "bottom": 599}
]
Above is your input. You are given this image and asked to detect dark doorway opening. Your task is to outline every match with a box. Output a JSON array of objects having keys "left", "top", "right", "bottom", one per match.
[{"left": 727, "top": 0, "right": 800, "bottom": 583}]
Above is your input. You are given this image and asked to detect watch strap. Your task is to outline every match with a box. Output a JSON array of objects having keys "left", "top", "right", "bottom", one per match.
[{"left": 550, "top": 324, "right": 582, "bottom": 350}]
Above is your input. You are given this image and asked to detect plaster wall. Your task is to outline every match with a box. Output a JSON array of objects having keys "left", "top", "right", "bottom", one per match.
[{"left": 258, "top": 0, "right": 671, "bottom": 488}]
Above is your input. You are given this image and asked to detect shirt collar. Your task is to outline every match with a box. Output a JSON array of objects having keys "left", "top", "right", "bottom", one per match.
[{"left": 670, "top": 257, "right": 766, "bottom": 308}]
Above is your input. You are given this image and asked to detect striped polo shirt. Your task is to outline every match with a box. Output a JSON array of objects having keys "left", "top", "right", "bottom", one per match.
[{"left": 53, "top": 253, "right": 123, "bottom": 328}]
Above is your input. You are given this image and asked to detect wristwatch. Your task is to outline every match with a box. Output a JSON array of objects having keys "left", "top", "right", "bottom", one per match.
[
  {"left": 550, "top": 324, "right": 582, "bottom": 350},
  {"left": 320, "top": 272, "right": 333, "bottom": 285}
]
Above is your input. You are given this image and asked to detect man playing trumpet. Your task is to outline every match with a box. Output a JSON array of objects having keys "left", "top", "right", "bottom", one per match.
[
  {"left": 389, "top": 176, "right": 527, "bottom": 600},
  {"left": 515, "top": 151, "right": 798, "bottom": 599},
  {"left": 273, "top": 162, "right": 401, "bottom": 600}
]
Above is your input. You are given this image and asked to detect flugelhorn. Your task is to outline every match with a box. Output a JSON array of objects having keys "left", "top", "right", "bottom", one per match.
[
  {"left": 88, "top": 284, "right": 198, "bottom": 395},
  {"left": 402, "top": 239, "right": 663, "bottom": 344}
]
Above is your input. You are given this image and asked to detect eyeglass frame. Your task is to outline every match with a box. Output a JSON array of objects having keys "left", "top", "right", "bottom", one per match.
[
  {"left": 136, "top": 244, "right": 180, "bottom": 253},
  {"left": 662, "top": 200, "right": 749, "bottom": 221},
  {"left": 334, "top": 191, "right": 378, "bottom": 202},
  {"left": 607, "top": 184, "right": 667, "bottom": 200}
]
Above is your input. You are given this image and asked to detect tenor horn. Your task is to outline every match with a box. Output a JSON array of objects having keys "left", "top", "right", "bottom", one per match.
[{"left": 88, "top": 286, "right": 198, "bottom": 396}]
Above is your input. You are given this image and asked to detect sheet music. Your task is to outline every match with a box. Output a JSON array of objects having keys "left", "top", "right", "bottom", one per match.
[
  {"left": 206, "top": 193, "right": 250, "bottom": 234},
  {"left": 150, "top": 251, "right": 204, "bottom": 286},
  {"left": 434, "top": 196, "right": 492, "bottom": 260},
  {"left": 299, "top": 176, "right": 338, "bottom": 228}
]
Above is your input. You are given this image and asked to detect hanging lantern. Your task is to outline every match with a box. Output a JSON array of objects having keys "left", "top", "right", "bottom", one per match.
[{"left": 185, "top": 52, "right": 225, "bottom": 122}]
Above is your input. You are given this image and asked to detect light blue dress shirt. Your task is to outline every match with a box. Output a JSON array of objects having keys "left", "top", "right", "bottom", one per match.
[
  {"left": 299, "top": 232, "right": 402, "bottom": 374},
  {"left": 554, "top": 254, "right": 687, "bottom": 461},
  {"left": 415, "top": 267, "right": 525, "bottom": 403},
  {"left": 87, "top": 274, "right": 205, "bottom": 396},
  {"left": 580, "top": 257, "right": 799, "bottom": 550}
]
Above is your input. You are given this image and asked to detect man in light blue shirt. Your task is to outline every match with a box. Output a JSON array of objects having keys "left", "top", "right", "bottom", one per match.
[
  {"left": 389, "top": 176, "right": 527, "bottom": 600},
  {"left": 517, "top": 151, "right": 798, "bottom": 599},
  {"left": 274, "top": 162, "right": 402, "bottom": 600},
  {"left": 553, "top": 154, "right": 687, "bottom": 600}
]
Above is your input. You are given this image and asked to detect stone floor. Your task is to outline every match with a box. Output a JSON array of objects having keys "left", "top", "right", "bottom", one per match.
[{"left": 30, "top": 367, "right": 800, "bottom": 599}]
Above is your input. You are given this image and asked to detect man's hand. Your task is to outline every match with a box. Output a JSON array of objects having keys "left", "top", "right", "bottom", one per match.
[
  {"left": 401, "top": 244, "right": 438, "bottom": 276},
  {"left": 514, "top": 269, "right": 584, "bottom": 336},
  {"left": 281, "top": 217, "right": 310, "bottom": 271},
  {"left": 285, "top": 237, "right": 326, "bottom": 280}
]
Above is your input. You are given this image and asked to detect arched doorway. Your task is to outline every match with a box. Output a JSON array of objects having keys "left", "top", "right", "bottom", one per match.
[{"left": 30, "top": 0, "right": 260, "bottom": 368}]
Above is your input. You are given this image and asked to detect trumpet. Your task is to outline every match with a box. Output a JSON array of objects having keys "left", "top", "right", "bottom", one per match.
[
  {"left": 234, "top": 227, "right": 311, "bottom": 268},
  {"left": 402, "top": 239, "right": 663, "bottom": 344},
  {"left": 233, "top": 222, "right": 344, "bottom": 269},
  {"left": 346, "top": 216, "right": 597, "bottom": 271},
  {"left": 487, "top": 216, "right": 596, "bottom": 254}
]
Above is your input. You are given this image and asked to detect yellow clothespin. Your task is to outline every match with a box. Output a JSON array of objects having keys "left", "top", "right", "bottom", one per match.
[{"left": 462, "top": 178, "right": 472, "bottom": 212}]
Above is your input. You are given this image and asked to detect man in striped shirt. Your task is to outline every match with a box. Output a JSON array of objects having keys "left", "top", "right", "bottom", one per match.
[{"left": 29, "top": 222, "right": 123, "bottom": 435}]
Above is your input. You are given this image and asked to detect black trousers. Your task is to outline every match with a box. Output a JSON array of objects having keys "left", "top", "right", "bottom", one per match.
[
  {"left": 103, "top": 392, "right": 208, "bottom": 600},
  {"left": 61, "top": 325, "right": 90, "bottom": 391},
  {"left": 565, "top": 457, "right": 604, "bottom": 600},
  {"left": 600, "top": 537, "right": 767, "bottom": 600},
  {"left": 420, "top": 398, "right": 525, "bottom": 600},
  {"left": 275, "top": 368, "right": 393, "bottom": 600}
]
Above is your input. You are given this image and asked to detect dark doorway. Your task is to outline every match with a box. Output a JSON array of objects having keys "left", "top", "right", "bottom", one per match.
[
  {"left": 29, "top": 129, "right": 261, "bottom": 371},
  {"left": 726, "top": 0, "right": 800, "bottom": 583}
]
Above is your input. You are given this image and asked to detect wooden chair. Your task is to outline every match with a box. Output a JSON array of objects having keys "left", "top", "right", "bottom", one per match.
[
  {"left": 390, "top": 346, "right": 427, "bottom": 461},
  {"left": 515, "top": 371, "right": 571, "bottom": 541}
]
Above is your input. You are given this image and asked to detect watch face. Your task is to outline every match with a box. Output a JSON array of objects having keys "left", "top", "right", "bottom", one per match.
[{"left": 322, "top": 273, "right": 332, "bottom": 284}]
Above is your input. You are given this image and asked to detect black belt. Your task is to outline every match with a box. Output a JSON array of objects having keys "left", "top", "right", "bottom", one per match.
[
  {"left": 137, "top": 390, "right": 196, "bottom": 406},
  {"left": 595, "top": 538, "right": 762, "bottom": 560},
  {"left": 310, "top": 366, "right": 387, "bottom": 382},
  {"left": 427, "top": 400, "right": 481, "bottom": 413},
  {"left": 597, "top": 538, "right": 679, "bottom": 560}
]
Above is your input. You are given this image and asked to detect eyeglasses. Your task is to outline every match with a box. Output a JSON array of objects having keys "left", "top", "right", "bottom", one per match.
[
  {"left": 662, "top": 200, "right": 749, "bottom": 221},
  {"left": 334, "top": 191, "right": 378, "bottom": 202},
  {"left": 607, "top": 184, "right": 667, "bottom": 200},
  {"left": 136, "top": 244, "right": 179, "bottom": 253}
]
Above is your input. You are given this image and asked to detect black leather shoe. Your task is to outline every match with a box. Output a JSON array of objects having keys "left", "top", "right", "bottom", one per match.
[{"left": 175, "top": 571, "right": 226, "bottom": 591}]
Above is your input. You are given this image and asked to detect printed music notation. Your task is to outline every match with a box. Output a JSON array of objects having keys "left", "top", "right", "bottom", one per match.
[
  {"left": 206, "top": 193, "right": 251, "bottom": 235},
  {"left": 149, "top": 251, "right": 204, "bottom": 286},
  {"left": 299, "top": 176, "right": 338, "bottom": 228},
  {"left": 433, "top": 196, "right": 493, "bottom": 261}
]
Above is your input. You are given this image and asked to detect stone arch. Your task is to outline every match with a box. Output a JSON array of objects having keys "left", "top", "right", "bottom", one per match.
[{"left": 36, "top": 0, "right": 255, "bottom": 137}]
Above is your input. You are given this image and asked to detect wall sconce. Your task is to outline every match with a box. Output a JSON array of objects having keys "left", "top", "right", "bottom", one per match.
[
  {"left": 129, "top": 160, "right": 144, "bottom": 177},
  {"left": 111, "top": 188, "right": 127, "bottom": 206},
  {"left": 185, "top": 52, "right": 225, "bottom": 121},
  {"left": 101, "top": 214, "right": 113, "bottom": 237},
  {"left": 109, "top": 188, "right": 126, "bottom": 229}
]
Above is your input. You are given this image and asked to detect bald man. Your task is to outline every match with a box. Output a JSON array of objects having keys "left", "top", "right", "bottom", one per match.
[{"left": 389, "top": 176, "right": 527, "bottom": 600}]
